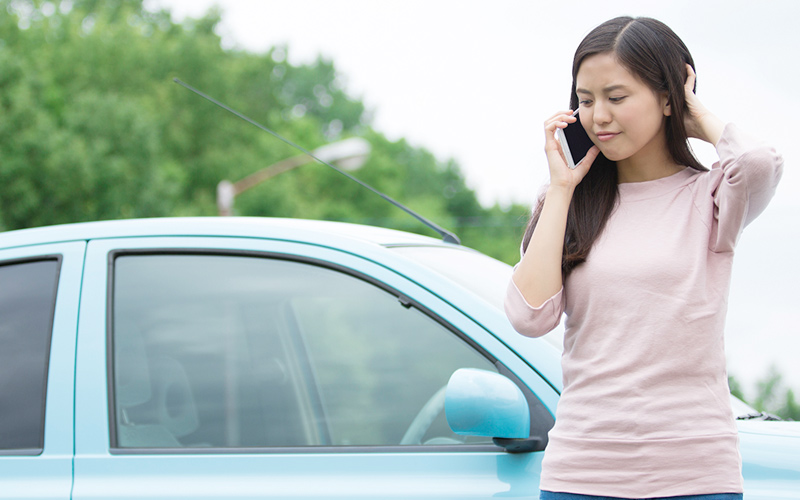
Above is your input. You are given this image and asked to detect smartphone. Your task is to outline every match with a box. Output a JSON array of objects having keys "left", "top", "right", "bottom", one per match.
[{"left": 556, "top": 110, "right": 594, "bottom": 169}]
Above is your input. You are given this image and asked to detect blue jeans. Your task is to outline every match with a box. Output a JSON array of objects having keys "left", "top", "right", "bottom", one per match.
[{"left": 539, "top": 491, "right": 743, "bottom": 500}]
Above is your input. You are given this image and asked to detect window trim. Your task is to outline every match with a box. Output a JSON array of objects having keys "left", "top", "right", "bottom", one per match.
[
  {"left": 108, "top": 444, "right": 505, "bottom": 455},
  {"left": 0, "top": 255, "right": 62, "bottom": 456},
  {"left": 105, "top": 248, "right": 548, "bottom": 455}
]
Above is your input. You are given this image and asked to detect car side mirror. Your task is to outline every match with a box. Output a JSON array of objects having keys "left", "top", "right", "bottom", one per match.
[{"left": 445, "top": 368, "right": 544, "bottom": 453}]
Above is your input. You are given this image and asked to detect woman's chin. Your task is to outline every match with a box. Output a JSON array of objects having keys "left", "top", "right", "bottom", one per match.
[{"left": 598, "top": 149, "right": 629, "bottom": 162}]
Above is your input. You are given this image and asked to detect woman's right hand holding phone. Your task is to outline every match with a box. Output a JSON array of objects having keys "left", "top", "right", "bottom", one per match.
[
  {"left": 512, "top": 111, "right": 601, "bottom": 308},
  {"left": 544, "top": 110, "right": 600, "bottom": 190}
]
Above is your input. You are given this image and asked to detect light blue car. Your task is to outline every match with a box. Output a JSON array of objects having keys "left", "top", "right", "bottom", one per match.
[{"left": 0, "top": 217, "right": 798, "bottom": 499}]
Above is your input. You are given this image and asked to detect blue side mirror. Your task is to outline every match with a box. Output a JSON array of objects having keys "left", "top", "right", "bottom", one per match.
[
  {"left": 446, "top": 368, "right": 543, "bottom": 453},
  {"left": 445, "top": 368, "right": 530, "bottom": 438}
]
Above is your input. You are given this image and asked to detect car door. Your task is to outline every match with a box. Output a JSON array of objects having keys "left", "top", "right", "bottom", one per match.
[
  {"left": 0, "top": 242, "right": 86, "bottom": 500},
  {"left": 72, "top": 235, "right": 552, "bottom": 499}
]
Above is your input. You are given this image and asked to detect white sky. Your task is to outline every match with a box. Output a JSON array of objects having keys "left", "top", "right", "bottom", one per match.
[{"left": 148, "top": 0, "right": 799, "bottom": 396}]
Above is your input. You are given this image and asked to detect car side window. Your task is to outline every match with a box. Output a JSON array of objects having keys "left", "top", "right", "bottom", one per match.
[
  {"left": 111, "top": 253, "right": 497, "bottom": 450},
  {"left": 0, "top": 259, "right": 60, "bottom": 454}
]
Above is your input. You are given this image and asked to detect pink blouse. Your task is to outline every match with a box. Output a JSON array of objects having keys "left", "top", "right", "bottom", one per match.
[{"left": 505, "top": 124, "right": 783, "bottom": 497}]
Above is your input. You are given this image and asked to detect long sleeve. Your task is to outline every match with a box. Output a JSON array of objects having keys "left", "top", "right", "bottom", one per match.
[
  {"left": 706, "top": 123, "right": 784, "bottom": 252},
  {"left": 504, "top": 273, "right": 564, "bottom": 338},
  {"left": 503, "top": 185, "right": 566, "bottom": 338}
]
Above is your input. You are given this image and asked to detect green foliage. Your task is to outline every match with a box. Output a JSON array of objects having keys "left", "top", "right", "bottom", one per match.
[
  {"left": 0, "top": 0, "right": 527, "bottom": 263},
  {"left": 753, "top": 365, "right": 784, "bottom": 414},
  {"left": 780, "top": 389, "right": 800, "bottom": 422},
  {"left": 732, "top": 366, "right": 800, "bottom": 421},
  {"left": 728, "top": 374, "right": 745, "bottom": 401}
]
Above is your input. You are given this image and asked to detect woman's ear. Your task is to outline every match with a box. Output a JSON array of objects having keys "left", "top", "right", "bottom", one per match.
[{"left": 662, "top": 93, "right": 672, "bottom": 117}]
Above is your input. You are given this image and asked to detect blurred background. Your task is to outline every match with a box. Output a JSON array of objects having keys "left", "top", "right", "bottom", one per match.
[{"left": 1, "top": 0, "right": 797, "bottom": 418}]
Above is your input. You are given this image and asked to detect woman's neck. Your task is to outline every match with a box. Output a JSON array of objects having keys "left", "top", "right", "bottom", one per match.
[{"left": 616, "top": 139, "right": 683, "bottom": 184}]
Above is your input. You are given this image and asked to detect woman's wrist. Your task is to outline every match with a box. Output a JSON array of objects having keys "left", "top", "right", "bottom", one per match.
[
  {"left": 546, "top": 183, "right": 576, "bottom": 201},
  {"left": 695, "top": 112, "right": 726, "bottom": 146}
]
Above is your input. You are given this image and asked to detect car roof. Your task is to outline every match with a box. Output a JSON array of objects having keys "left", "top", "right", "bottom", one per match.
[{"left": 0, "top": 217, "right": 453, "bottom": 251}]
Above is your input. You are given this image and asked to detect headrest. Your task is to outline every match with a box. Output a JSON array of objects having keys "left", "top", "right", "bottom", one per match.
[{"left": 150, "top": 355, "right": 199, "bottom": 438}]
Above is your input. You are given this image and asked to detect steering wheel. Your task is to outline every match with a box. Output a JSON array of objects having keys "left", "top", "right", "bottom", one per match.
[{"left": 400, "top": 385, "right": 451, "bottom": 445}]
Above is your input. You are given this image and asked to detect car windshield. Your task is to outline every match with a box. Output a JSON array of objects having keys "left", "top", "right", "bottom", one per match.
[
  {"left": 730, "top": 394, "right": 762, "bottom": 419},
  {"left": 390, "top": 245, "right": 512, "bottom": 310},
  {"left": 390, "top": 245, "right": 566, "bottom": 350}
]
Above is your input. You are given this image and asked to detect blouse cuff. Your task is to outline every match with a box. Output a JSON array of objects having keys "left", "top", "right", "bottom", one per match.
[{"left": 504, "top": 278, "right": 564, "bottom": 338}]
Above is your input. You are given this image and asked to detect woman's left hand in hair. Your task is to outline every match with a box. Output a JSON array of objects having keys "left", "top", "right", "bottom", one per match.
[{"left": 683, "top": 64, "right": 725, "bottom": 146}]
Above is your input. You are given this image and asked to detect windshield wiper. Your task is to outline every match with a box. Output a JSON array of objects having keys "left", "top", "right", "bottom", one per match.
[{"left": 736, "top": 411, "right": 783, "bottom": 421}]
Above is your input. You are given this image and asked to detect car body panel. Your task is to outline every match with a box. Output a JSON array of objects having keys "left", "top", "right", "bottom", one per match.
[{"left": 739, "top": 422, "right": 800, "bottom": 498}]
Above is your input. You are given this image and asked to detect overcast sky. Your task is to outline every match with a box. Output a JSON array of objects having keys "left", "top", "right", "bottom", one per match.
[{"left": 148, "top": 0, "right": 798, "bottom": 395}]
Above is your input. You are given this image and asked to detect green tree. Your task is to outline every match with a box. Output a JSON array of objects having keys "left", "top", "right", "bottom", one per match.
[
  {"left": 728, "top": 374, "right": 746, "bottom": 402},
  {"left": 0, "top": 0, "right": 528, "bottom": 264},
  {"left": 779, "top": 389, "right": 800, "bottom": 421},
  {"left": 735, "top": 365, "right": 800, "bottom": 421}
]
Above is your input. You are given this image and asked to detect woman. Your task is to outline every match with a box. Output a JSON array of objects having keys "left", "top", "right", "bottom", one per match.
[{"left": 505, "top": 16, "right": 783, "bottom": 500}]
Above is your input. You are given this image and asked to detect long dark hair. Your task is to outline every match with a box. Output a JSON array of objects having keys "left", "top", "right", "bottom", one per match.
[{"left": 522, "top": 16, "right": 707, "bottom": 276}]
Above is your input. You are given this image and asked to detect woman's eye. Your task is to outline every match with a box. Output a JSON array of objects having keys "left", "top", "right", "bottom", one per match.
[
  {"left": 609, "top": 96, "right": 627, "bottom": 103},
  {"left": 579, "top": 100, "right": 593, "bottom": 106}
]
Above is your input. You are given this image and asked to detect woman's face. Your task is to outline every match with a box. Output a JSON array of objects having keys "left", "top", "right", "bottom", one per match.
[{"left": 575, "top": 53, "right": 671, "bottom": 166}]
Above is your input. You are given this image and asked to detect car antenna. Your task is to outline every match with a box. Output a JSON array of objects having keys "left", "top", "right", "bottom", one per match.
[{"left": 174, "top": 78, "right": 461, "bottom": 245}]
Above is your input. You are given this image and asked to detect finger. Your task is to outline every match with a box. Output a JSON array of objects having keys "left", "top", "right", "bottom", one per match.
[
  {"left": 544, "top": 111, "right": 578, "bottom": 140},
  {"left": 547, "top": 110, "right": 575, "bottom": 120},
  {"left": 544, "top": 127, "right": 569, "bottom": 162},
  {"left": 684, "top": 64, "right": 696, "bottom": 92},
  {"left": 544, "top": 110, "right": 580, "bottom": 160},
  {"left": 545, "top": 143, "right": 569, "bottom": 171},
  {"left": 544, "top": 119, "right": 570, "bottom": 145},
  {"left": 546, "top": 110, "right": 577, "bottom": 122},
  {"left": 545, "top": 113, "right": 576, "bottom": 130}
]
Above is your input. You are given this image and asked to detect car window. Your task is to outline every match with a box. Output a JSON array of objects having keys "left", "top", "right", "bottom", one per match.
[
  {"left": 110, "top": 253, "right": 497, "bottom": 450},
  {"left": 0, "top": 259, "right": 60, "bottom": 454}
]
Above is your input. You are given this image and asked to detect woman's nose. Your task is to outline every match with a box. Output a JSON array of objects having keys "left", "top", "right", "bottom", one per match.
[{"left": 593, "top": 103, "right": 612, "bottom": 125}]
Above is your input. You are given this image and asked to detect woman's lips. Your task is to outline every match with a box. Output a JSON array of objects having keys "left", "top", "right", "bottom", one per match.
[
  {"left": 595, "top": 132, "right": 619, "bottom": 142},
  {"left": 595, "top": 131, "right": 619, "bottom": 142}
]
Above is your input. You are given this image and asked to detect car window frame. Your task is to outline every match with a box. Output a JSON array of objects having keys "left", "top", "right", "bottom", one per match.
[{"left": 105, "top": 247, "right": 550, "bottom": 455}]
